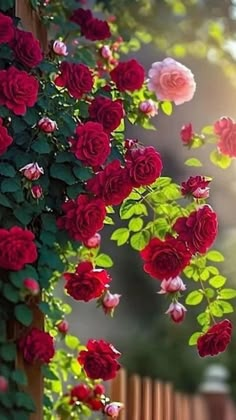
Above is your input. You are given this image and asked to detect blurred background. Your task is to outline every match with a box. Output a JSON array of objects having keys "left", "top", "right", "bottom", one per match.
[{"left": 60, "top": 0, "right": 236, "bottom": 401}]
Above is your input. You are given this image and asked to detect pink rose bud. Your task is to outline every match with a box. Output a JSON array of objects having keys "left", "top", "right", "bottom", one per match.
[
  {"left": 104, "top": 402, "right": 124, "bottom": 418},
  {"left": 192, "top": 186, "right": 210, "bottom": 199},
  {"left": 31, "top": 185, "right": 43, "bottom": 199},
  {"left": 23, "top": 278, "right": 40, "bottom": 296},
  {"left": 166, "top": 302, "right": 187, "bottom": 323},
  {"left": 213, "top": 116, "right": 234, "bottom": 136},
  {"left": 20, "top": 162, "right": 44, "bottom": 181},
  {"left": 159, "top": 277, "right": 186, "bottom": 294},
  {"left": 100, "top": 45, "right": 112, "bottom": 59},
  {"left": 53, "top": 40, "right": 68, "bottom": 56},
  {"left": 180, "top": 123, "right": 194, "bottom": 144},
  {"left": 102, "top": 291, "right": 121, "bottom": 315},
  {"left": 0, "top": 376, "right": 8, "bottom": 393},
  {"left": 93, "top": 384, "right": 105, "bottom": 396},
  {"left": 181, "top": 175, "right": 211, "bottom": 199},
  {"left": 83, "top": 233, "right": 101, "bottom": 249},
  {"left": 57, "top": 320, "right": 69, "bottom": 334},
  {"left": 38, "top": 117, "right": 58, "bottom": 133},
  {"left": 124, "top": 138, "right": 138, "bottom": 150},
  {"left": 139, "top": 99, "right": 158, "bottom": 117}
]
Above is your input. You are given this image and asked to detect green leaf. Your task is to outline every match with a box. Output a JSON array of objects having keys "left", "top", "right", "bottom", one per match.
[
  {"left": 218, "top": 300, "right": 234, "bottom": 314},
  {"left": 31, "top": 136, "right": 52, "bottom": 154},
  {"left": 14, "top": 304, "right": 33, "bottom": 326},
  {"left": 160, "top": 101, "right": 173, "bottom": 116},
  {"left": 0, "top": 163, "right": 16, "bottom": 177},
  {"left": 129, "top": 217, "right": 144, "bottom": 232},
  {"left": 210, "top": 149, "right": 231, "bottom": 169},
  {"left": 13, "top": 206, "right": 33, "bottom": 225},
  {"left": 71, "top": 359, "right": 81, "bottom": 376},
  {"left": 206, "top": 250, "right": 224, "bottom": 262},
  {"left": 209, "top": 301, "right": 223, "bottom": 317},
  {"left": 11, "top": 370, "right": 27, "bottom": 386},
  {"left": 197, "top": 312, "right": 210, "bottom": 327},
  {"left": 3, "top": 283, "right": 19, "bottom": 303},
  {"left": 41, "top": 365, "right": 58, "bottom": 380},
  {"left": 130, "top": 230, "right": 150, "bottom": 251},
  {"left": 219, "top": 288, "right": 236, "bottom": 300},
  {"left": 201, "top": 125, "right": 214, "bottom": 135},
  {"left": 65, "top": 335, "right": 80, "bottom": 350},
  {"left": 188, "top": 332, "right": 202, "bottom": 346},
  {"left": 95, "top": 253, "right": 113, "bottom": 268},
  {"left": 0, "top": 343, "right": 16, "bottom": 361},
  {"left": 50, "top": 164, "right": 77, "bottom": 185},
  {"left": 184, "top": 158, "right": 202, "bottom": 167},
  {"left": 209, "top": 275, "right": 226, "bottom": 288},
  {"left": 119, "top": 201, "right": 135, "bottom": 219},
  {"left": 15, "top": 391, "right": 35, "bottom": 411},
  {"left": 185, "top": 290, "right": 203, "bottom": 305},
  {"left": 111, "top": 228, "right": 129, "bottom": 246},
  {"left": 0, "top": 0, "right": 14, "bottom": 11},
  {"left": 1, "top": 178, "right": 21, "bottom": 193},
  {"left": 66, "top": 183, "right": 84, "bottom": 199},
  {"left": 0, "top": 193, "right": 12, "bottom": 208}
]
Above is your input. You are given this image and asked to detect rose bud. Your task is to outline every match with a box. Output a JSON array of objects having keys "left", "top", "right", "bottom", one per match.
[
  {"left": 166, "top": 302, "right": 187, "bottom": 323},
  {"left": 139, "top": 99, "right": 158, "bottom": 117},
  {"left": 53, "top": 40, "right": 68, "bottom": 56},
  {"left": 102, "top": 291, "right": 121, "bottom": 315},
  {"left": 38, "top": 117, "right": 58, "bottom": 133},
  {"left": 23, "top": 278, "right": 40, "bottom": 296},
  {"left": 180, "top": 123, "right": 194, "bottom": 145},
  {"left": 57, "top": 320, "right": 69, "bottom": 334},
  {"left": 124, "top": 138, "right": 138, "bottom": 150},
  {"left": 31, "top": 185, "right": 43, "bottom": 199},
  {"left": 93, "top": 384, "right": 105, "bottom": 396},
  {"left": 20, "top": 162, "right": 44, "bottom": 181},
  {"left": 100, "top": 45, "right": 112, "bottom": 59},
  {"left": 70, "top": 383, "right": 91, "bottom": 404},
  {"left": 0, "top": 377, "right": 8, "bottom": 393},
  {"left": 104, "top": 402, "right": 124, "bottom": 418},
  {"left": 158, "top": 277, "right": 186, "bottom": 294},
  {"left": 83, "top": 233, "right": 101, "bottom": 249},
  {"left": 87, "top": 397, "right": 104, "bottom": 411}
]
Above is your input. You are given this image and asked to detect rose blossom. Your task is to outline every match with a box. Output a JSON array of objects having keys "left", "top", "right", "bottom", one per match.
[
  {"left": 23, "top": 278, "right": 40, "bottom": 296},
  {"left": 102, "top": 291, "right": 121, "bottom": 315},
  {"left": 180, "top": 123, "right": 194, "bottom": 144},
  {"left": 87, "top": 398, "right": 104, "bottom": 411},
  {"left": 70, "top": 122, "right": 110, "bottom": 167},
  {"left": 88, "top": 96, "right": 124, "bottom": 133},
  {"left": 57, "top": 320, "right": 69, "bottom": 334},
  {"left": 174, "top": 205, "right": 218, "bottom": 254},
  {"left": 140, "top": 236, "right": 192, "bottom": 280},
  {"left": 31, "top": 185, "right": 43, "bottom": 199},
  {"left": 148, "top": 58, "right": 196, "bottom": 105},
  {"left": 126, "top": 145, "right": 163, "bottom": 187},
  {"left": 158, "top": 277, "right": 186, "bottom": 294},
  {"left": 166, "top": 302, "right": 187, "bottom": 323},
  {"left": 0, "top": 226, "right": 38, "bottom": 271},
  {"left": 70, "top": 383, "right": 91, "bottom": 404},
  {"left": 53, "top": 40, "right": 68, "bottom": 56},
  {"left": 100, "top": 45, "right": 112, "bottom": 59},
  {"left": 64, "top": 261, "right": 111, "bottom": 302},
  {"left": 139, "top": 100, "right": 158, "bottom": 117},
  {"left": 217, "top": 123, "right": 236, "bottom": 157},
  {"left": 197, "top": 320, "right": 232, "bottom": 357},
  {"left": 78, "top": 339, "right": 121, "bottom": 380},
  {"left": 110, "top": 59, "right": 145, "bottom": 92},
  {"left": 214, "top": 116, "right": 234, "bottom": 136},
  {"left": 0, "top": 66, "right": 39, "bottom": 116},
  {"left": 18, "top": 328, "right": 55, "bottom": 364},
  {"left": 70, "top": 8, "right": 111, "bottom": 41},
  {"left": 57, "top": 195, "right": 106, "bottom": 242},
  {"left": 38, "top": 117, "right": 58, "bottom": 133},
  {"left": 93, "top": 384, "right": 105, "bottom": 396},
  {"left": 0, "top": 118, "right": 13, "bottom": 155},
  {"left": 0, "top": 377, "right": 8, "bottom": 393},
  {"left": 20, "top": 162, "right": 44, "bottom": 181},
  {"left": 104, "top": 402, "right": 124, "bottom": 418},
  {"left": 86, "top": 160, "right": 132, "bottom": 206},
  {"left": 83, "top": 233, "right": 101, "bottom": 248},
  {"left": 54, "top": 61, "right": 93, "bottom": 99},
  {"left": 181, "top": 176, "right": 211, "bottom": 199},
  {"left": 11, "top": 29, "right": 43, "bottom": 68},
  {"left": 0, "top": 12, "right": 14, "bottom": 44}
]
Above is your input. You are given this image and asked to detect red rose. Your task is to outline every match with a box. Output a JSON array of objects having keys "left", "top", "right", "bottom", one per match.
[
  {"left": 18, "top": 328, "right": 55, "bottom": 364},
  {"left": 71, "top": 122, "right": 110, "bottom": 167},
  {"left": 70, "top": 383, "right": 91, "bottom": 404},
  {"left": 174, "top": 205, "right": 218, "bottom": 254},
  {"left": 110, "top": 59, "right": 145, "bottom": 92},
  {"left": 11, "top": 29, "right": 43, "bottom": 68},
  {"left": 0, "top": 226, "right": 38, "bottom": 271},
  {"left": 181, "top": 175, "right": 211, "bottom": 199},
  {"left": 180, "top": 123, "right": 193, "bottom": 145},
  {"left": 0, "top": 12, "right": 14, "bottom": 44},
  {"left": 55, "top": 61, "right": 93, "bottom": 99},
  {"left": 87, "top": 398, "right": 104, "bottom": 411},
  {"left": 214, "top": 116, "right": 234, "bottom": 136},
  {"left": 0, "top": 66, "right": 39, "bottom": 116},
  {"left": 78, "top": 339, "right": 121, "bottom": 380},
  {"left": 86, "top": 160, "right": 132, "bottom": 206},
  {"left": 126, "top": 146, "right": 163, "bottom": 187},
  {"left": 217, "top": 123, "right": 236, "bottom": 157},
  {"left": 140, "top": 236, "right": 192, "bottom": 280},
  {"left": 64, "top": 261, "right": 111, "bottom": 302},
  {"left": 70, "top": 8, "right": 93, "bottom": 27},
  {"left": 88, "top": 96, "right": 124, "bottom": 133},
  {"left": 57, "top": 195, "right": 106, "bottom": 242},
  {"left": 0, "top": 118, "right": 13, "bottom": 155},
  {"left": 197, "top": 320, "right": 232, "bottom": 357},
  {"left": 70, "top": 8, "right": 111, "bottom": 41}
]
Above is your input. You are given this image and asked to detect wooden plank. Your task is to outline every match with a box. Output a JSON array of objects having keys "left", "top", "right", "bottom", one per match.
[
  {"left": 174, "top": 392, "right": 184, "bottom": 420},
  {"left": 193, "top": 395, "right": 209, "bottom": 420},
  {"left": 110, "top": 368, "right": 127, "bottom": 420},
  {"left": 142, "top": 377, "right": 152, "bottom": 420},
  {"left": 182, "top": 394, "right": 191, "bottom": 420},
  {"left": 153, "top": 381, "right": 164, "bottom": 420},
  {"left": 164, "top": 383, "right": 174, "bottom": 420},
  {"left": 127, "top": 375, "right": 141, "bottom": 420},
  {"left": 15, "top": 0, "right": 47, "bottom": 49}
]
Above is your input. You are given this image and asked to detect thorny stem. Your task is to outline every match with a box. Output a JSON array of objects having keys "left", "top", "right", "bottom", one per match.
[{"left": 199, "top": 278, "right": 216, "bottom": 325}]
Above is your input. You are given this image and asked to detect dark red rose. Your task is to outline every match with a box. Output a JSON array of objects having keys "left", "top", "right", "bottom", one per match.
[
  {"left": 0, "top": 118, "right": 13, "bottom": 155},
  {"left": 197, "top": 320, "right": 232, "bottom": 357},
  {"left": 217, "top": 123, "right": 236, "bottom": 157},
  {"left": 70, "top": 383, "right": 91, "bottom": 404},
  {"left": 0, "top": 66, "right": 39, "bottom": 116},
  {"left": 140, "top": 236, "right": 192, "bottom": 280},
  {"left": 181, "top": 175, "right": 211, "bottom": 199},
  {"left": 18, "top": 328, "right": 55, "bottom": 364},
  {"left": 87, "top": 397, "right": 104, "bottom": 411},
  {"left": 64, "top": 261, "right": 111, "bottom": 302},
  {"left": 71, "top": 122, "right": 110, "bottom": 167},
  {"left": 86, "top": 160, "right": 132, "bottom": 206},
  {"left": 70, "top": 8, "right": 111, "bottom": 41},
  {"left": 11, "top": 29, "right": 43, "bottom": 68},
  {"left": 0, "top": 226, "right": 38, "bottom": 271},
  {"left": 174, "top": 205, "right": 218, "bottom": 254},
  {"left": 0, "top": 12, "right": 14, "bottom": 44},
  {"left": 70, "top": 8, "right": 92, "bottom": 26},
  {"left": 78, "top": 339, "right": 121, "bottom": 380},
  {"left": 180, "top": 123, "right": 193, "bottom": 145},
  {"left": 54, "top": 61, "right": 93, "bottom": 99},
  {"left": 110, "top": 59, "right": 145, "bottom": 92},
  {"left": 126, "top": 145, "right": 163, "bottom": 187},
  {"left": 214, "top": 116, "right": 234, "bottom": 136},
  {"left": 88, "top": 96, "right": 124, "bottom": 133},
  {"left": 57, "top": 195, "right": 106, "bottom": 242}
]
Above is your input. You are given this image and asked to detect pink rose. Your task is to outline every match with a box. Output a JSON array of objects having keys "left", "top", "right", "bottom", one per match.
[
  {"left": 166, "top": 302, "right": 187, "bottom": 323},
  {"left": 102, "top": 291, "right": 121, "bottom": 315},
  {"left": 53, "top": 40, "right": 68, "bottom": 56},
  {"left": 139, "top": 99, "right": 158, "bottom": 117},
  {"left": 158, "top": 277, "right": 186, "bottom": 294},
  {"left": 214, "top": 116, "right": 234, "bottom": 136},
  {"left": 148, "top": 58, "right": 196, "bottom": 105}
]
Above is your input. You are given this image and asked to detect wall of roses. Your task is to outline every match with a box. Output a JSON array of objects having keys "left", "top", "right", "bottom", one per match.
[{"left": 0, "top": 0, "right": 235, "bottom": 419}]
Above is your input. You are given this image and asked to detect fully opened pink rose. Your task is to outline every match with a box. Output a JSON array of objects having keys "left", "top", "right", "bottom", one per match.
[{"left": 148, "top": 58, "right": 196, "bottom": 105}]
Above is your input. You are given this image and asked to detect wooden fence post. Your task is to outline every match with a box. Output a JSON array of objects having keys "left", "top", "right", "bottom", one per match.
[
  {"left": 164, "top": 383, "right": 174, "bottom": 420},
  {"left": 142, "top": 377, "right": 153, "bottom": 420},
  {"left": 127, "top": 375, "right": 141, "bottom": 420},
  {"left": 110, "top": 368, "right": 127, "bottom": 420},
  {"left": 153, "top": 381, "right": 164, "bottom": 420}
]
